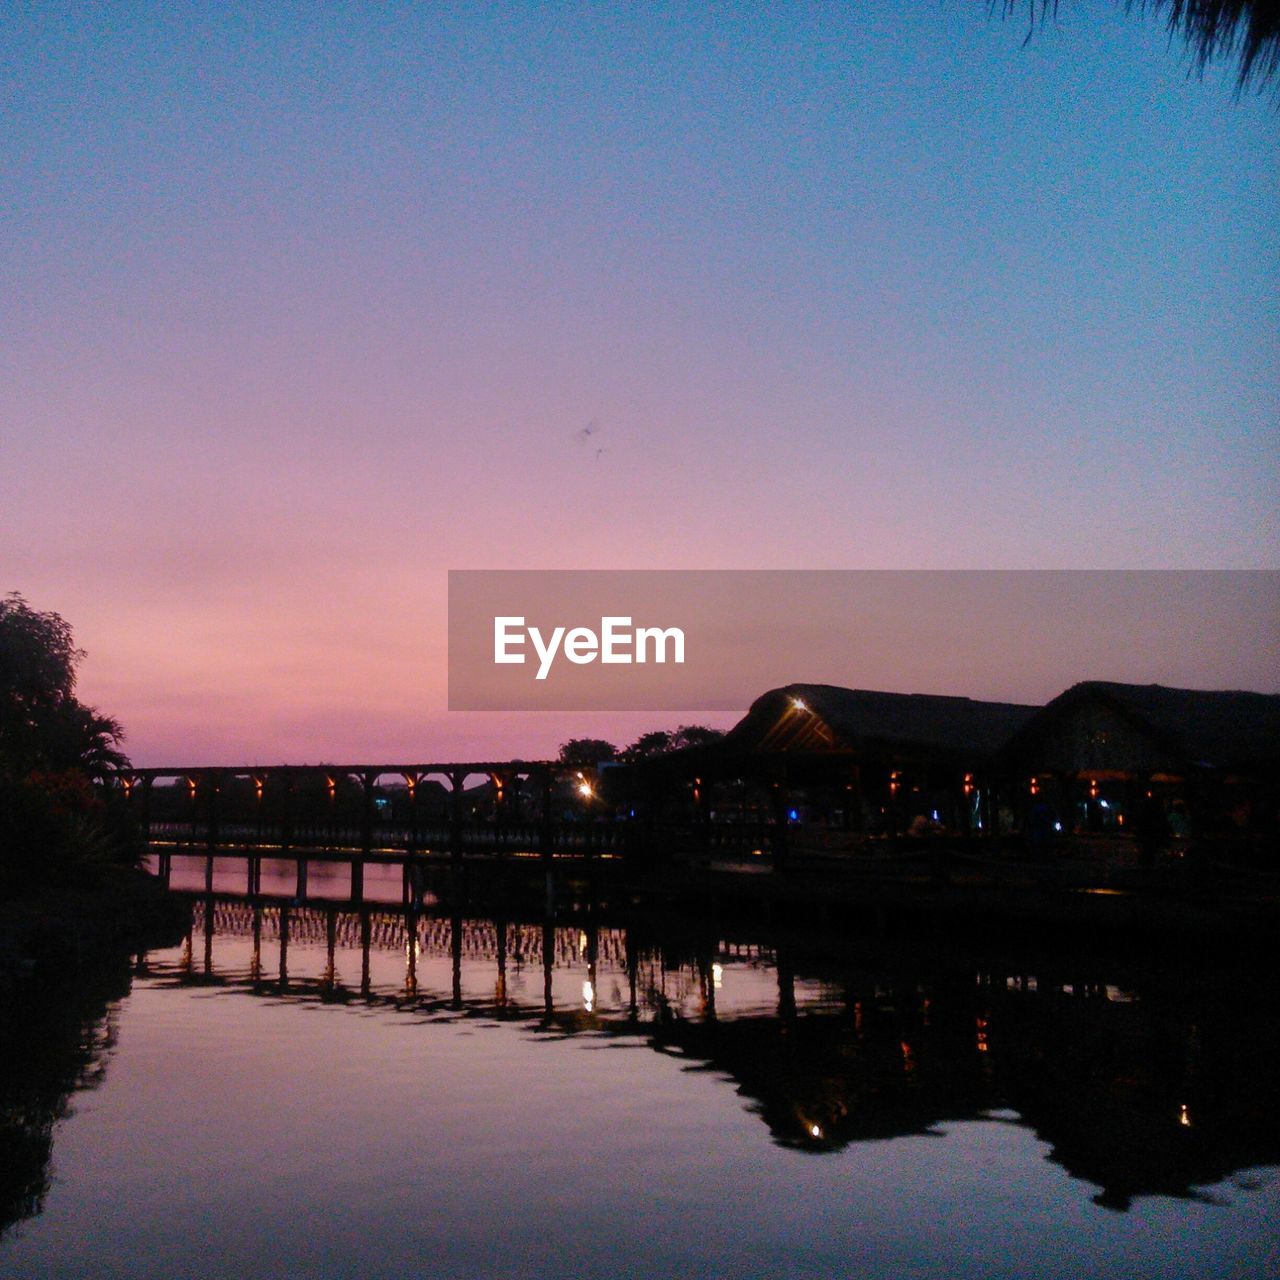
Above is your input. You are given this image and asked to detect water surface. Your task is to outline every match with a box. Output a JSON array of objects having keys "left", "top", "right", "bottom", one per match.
[{"left": 2, "top": 866, "right": 1277, "bottom": 1279}]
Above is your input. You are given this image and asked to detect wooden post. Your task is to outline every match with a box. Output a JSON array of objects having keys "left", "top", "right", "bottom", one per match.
[
  {"left": 493, "top": 771, "right": 506, "bottom": 859},
  {"left": 202, "top": 896, "right": 215, "bottom": 975},
  {"left": 207, "top": 772, "right": 221, "bottom": 855},
  {"left": 361, "top": 772, "right": 375, "bottom": 858},
  {"left": 140, "top": 776, "right": 153, "bottom": 848},
  {"left": 251, "top": 904, "right": 262, "bottom": 982},
  {"left": 405, "top": 909, "right": 418, "bottom": 995},
  {"left": 538, "top": 770, "right": 555, "bottom": 910},
  {"left": 451, "top": 909, "right": 463, "bottom": 1008},
  {"left": 280, "top": 772, "right": 294, "bottom": 857},
  {"left": 279, "top": 904, "right": 289, "bottom": 989},
  {"left": 360, "top": 911, "right": 372, "bottom": 997},
  {"left": 626, "top": 929, "right": 638, "bottom": 1019},
  {"left": 449, "top": 770, "right": 464, "bottom": 879},
  {"left": 542, "top": 912, "right": 555, "bottom": 1019},
  {"left": 295, "top": 856, "right": 308, "bottom": 901},
  {"left": 776, "top": 945, "right": 796, "bottom": 1023},
  {"left": 495, "top": 915, "right": 508, "bottom": 1006},
  {"left": 406, "top": 772, "right": 420, "bottom": 851}
]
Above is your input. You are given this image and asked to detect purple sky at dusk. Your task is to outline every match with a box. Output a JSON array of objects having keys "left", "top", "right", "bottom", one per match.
[{"left": 3, "top": 3, "right": 1276, "bottom": 764}]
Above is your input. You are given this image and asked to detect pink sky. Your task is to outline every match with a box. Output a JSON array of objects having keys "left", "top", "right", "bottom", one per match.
[{"left": 5, "top": 6, "right": 1276, "bottom": 765}]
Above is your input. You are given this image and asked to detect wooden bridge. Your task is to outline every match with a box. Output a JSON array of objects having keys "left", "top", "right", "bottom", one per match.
[{"left": 107, "top": 758, "right": 783, "bottom": 899}]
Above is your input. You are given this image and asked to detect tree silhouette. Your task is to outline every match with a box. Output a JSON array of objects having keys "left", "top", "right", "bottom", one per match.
[
  {"left": 557, "top": 737, "right": 618, "bottom": 767},
  {"left": 0, "top": 594, "right": 135, "bottom": 888},
  {"left": 0, "top": 593, "right": 127, "bottom": 780}
]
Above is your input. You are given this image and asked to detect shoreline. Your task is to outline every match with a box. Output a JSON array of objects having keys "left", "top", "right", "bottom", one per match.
[{"left": 0, "top": 868, "right": 190, "bottom": 992}]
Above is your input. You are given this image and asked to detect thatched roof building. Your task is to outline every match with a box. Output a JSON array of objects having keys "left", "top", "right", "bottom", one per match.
[
  {"left": 994, "top": 681, "right": 1280, "bottom": 780},
  {"left": 726, "top": 683, "right": 1036, "bottom": 768},
  {"left": 628, "top": 679, "right": 1278, "bottom": 843}
]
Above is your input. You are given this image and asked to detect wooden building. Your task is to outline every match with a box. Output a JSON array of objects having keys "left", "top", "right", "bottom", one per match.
[
  {"left": 992, "top": 681, "right": 1280, "bottom": 855},
  {"left": 633, "top": 683, "right": 1037, "bottom": 839}
]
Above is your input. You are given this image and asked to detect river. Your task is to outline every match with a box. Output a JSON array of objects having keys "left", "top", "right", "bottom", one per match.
[{"left": 1, "top": 857, "right": 1277, "bottom": 1279}]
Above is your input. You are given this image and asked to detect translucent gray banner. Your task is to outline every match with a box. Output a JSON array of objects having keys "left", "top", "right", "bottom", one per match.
[{"left": 447, "top": 570, "right": 1279, "bottom": 711}]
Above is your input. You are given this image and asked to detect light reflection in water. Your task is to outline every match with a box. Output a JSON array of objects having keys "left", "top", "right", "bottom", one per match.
[{"left": 1, "top": 887, "right": 1278, "bottom": 1280}]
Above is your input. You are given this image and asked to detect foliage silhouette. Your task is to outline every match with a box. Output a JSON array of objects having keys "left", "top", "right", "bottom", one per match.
[{"left": 1000, "top": 1, "right": 1280, "bottom": 97}]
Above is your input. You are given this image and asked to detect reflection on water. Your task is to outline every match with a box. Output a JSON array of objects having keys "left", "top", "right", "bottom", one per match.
[
  {"left": 0, "top": 955, "right": 128, "bottom": 1240},
  {"left": 3, "top": 875, "right": 1279, "bottom": 1279}
]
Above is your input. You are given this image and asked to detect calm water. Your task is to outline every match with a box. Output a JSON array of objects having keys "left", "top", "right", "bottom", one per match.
[{"left": 2, "top": 858, "right": 1278, "bottom": 1279}]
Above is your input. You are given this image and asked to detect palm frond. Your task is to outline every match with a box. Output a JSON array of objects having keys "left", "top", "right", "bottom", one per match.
[{"left": 999, "top": 1, "right": 1280, "bottom": 95}]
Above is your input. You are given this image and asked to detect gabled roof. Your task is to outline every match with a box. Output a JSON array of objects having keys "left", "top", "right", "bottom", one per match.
[
  {"left": 727, "top": 683, "right": 1037, "bottom": 763},
  {"left": 1004, "top": 681, "right": 1280, "bottom": 773}
]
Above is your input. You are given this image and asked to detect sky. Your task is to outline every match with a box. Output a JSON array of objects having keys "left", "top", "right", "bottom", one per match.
[{"left": 2, "top": 2, "right": 1277, "bottom": 764}]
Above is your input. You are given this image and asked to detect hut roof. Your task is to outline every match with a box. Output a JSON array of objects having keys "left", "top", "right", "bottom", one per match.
[
  {"left": 1006, "top": 681, "right": 1280, "bottom": 773},
  {"left": 726, "top": 683, "right": 1037, "bottom": 763}
]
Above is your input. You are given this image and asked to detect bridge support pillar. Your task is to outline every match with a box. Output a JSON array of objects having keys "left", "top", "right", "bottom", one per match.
[
  {"left": 295, "top": 857, "right": 308, "bottom": 901},
  {"left": 538, "top": 770, "right": 555, "bottom": 912},
  {"left": 140, "top": 776, "right": 153, "bottom": 847},
  {"left": 448, "top": 770, "right": 464, "bottom": 866},
  {"left": 207, "top": 772, "right": 221, "bottom": 855},
  {"left": 361, "top": 772, "right": 375, "bottom": 858},
  {"left": 351, "top": 858, "right": 364, "bottom": 903}
]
